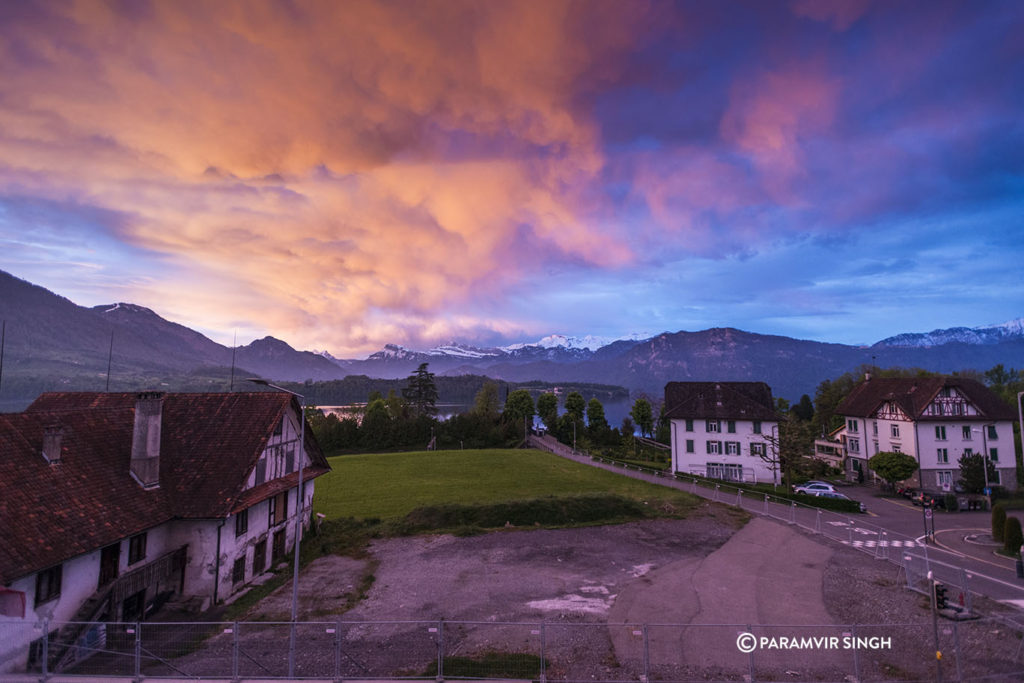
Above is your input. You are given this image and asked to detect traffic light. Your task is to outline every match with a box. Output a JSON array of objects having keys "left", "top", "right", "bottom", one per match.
[{"left": 934, "top": 582, "right": 948, "bottom": 609}]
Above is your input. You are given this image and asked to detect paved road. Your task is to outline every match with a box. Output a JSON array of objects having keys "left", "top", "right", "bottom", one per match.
[{"left": 528, "top": 435, "right": 1024, "bottom": 611}]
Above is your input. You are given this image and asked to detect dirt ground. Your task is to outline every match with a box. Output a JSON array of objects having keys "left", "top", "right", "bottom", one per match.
[{"left": 219, "top": 502, "right": 1024, "bottom": 680}]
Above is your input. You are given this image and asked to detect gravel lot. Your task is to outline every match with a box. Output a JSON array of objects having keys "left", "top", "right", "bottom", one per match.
[{"left": 187, "top": 501, "right": 1024, "bottom": 680}]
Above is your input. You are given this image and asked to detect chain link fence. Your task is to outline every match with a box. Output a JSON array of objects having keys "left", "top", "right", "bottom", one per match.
[{"left": 2, "top": 616, "right": 1023, "bottom": 680}]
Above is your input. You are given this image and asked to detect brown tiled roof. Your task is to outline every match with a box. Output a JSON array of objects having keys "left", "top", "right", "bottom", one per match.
[
  {"left": 836, "top": 377, "right": 1016, "bottom": 421},
  {"left": 663, "top": 381, "right": 778, "bottom": 421},
  {"left": 0, "top": 392, "right": 329, "bottom": 584}
]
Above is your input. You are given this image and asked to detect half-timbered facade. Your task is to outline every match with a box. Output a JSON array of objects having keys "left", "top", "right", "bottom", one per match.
[
  {"left": 664, "top": 381, "right": 780, "bottom": 484},
  {"left": 0, "top": 391, "right": 329, "bottom": 674},
  {"left": 835, "top": 376, "right": 1017, "bottom": 490}
]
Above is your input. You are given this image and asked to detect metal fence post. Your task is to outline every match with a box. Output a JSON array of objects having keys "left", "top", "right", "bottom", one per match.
[
  {"left": 850, "top": 624, "right": 860, "bottom": 682},
  {"left": 334, "top": 619, "right": 342, "bottom": 682},
  {"left": 134, "top": 621, "right": 142, "bottom": 682},
  {"left": 692, "top": 478, "right": 698, "bottom": 494},
  {"left": 747, "top": 624, "right": 756, "bottom": 682},
  {"left": 642, "top": 624, "right": 650, "bottom": 682},
  {"left": 815, "top": 509, "right": 822, "bottom": 534},
  {"left": 764, "top": 494, "right": 769, "bottom": 515},
  {"left": 232, "top": 622, "right": 239, "bottom": 683},
  {"left": 790, "top": 502, "right": 796, "bottom": 524},
  {"left": 436, "top": 619, "right": 444, "bottom": 682},
  {"left": 959, "top": 568, "right": 973, "bottom": 613},
  {"left": 714, "top": 484, "right": 720, "bottom": 502},
  {"left": 539, "top": 623, "right": 546, "bottom": 683},
  {"left": 953, "top": 618, "right": 963, "bottom": 682},
  {"left": 735, "top": 489, "right": 743, "bottom": 507}
]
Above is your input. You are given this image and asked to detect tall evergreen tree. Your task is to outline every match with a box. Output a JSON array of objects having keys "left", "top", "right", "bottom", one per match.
[{"left": 402, "top": 363, "right": 438, "bottom": 416}]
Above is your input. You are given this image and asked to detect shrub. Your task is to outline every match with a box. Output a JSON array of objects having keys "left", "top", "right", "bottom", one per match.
[
  {"left": 992, "top": 504, "right": 1007, "bottom": 542},
  {"left": 944, "top": 493, "right": 958, "bottom": 512},
  {"left": 1004, "top": 516, "right": 1023, "bottom": 556}
]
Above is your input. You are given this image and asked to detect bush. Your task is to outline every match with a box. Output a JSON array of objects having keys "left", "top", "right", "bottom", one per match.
[
  {"left": 944, "top": 493, "right": 958, "bottom": 512},
  {"left": 401, "top": 494, "right": 652, "bottom": 531},
  {"left": 1003, "top": 516, "right": 1023, "bottom": 556},
  {"left": 992, "top": 504, "right": 1007, "bottom": 542}
]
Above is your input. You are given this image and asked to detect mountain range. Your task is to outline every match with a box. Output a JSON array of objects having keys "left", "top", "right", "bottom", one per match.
[{"left": 1, "top": 269, "right": 1022, "bottom": 409}]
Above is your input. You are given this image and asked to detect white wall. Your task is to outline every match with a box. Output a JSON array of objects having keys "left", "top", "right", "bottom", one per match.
[{"left": 671, "top": 418, "right": 778, "bottom": 483}]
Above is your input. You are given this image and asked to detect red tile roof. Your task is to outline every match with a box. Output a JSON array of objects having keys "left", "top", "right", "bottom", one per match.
[
  {"left": 0, "top": 392, "right": 329, "bottom": 584},
  {"left": 836, "top": 376, "right": 1016, "bottom": 421},
  {"left": 663, "top": 381, "right": 778, "bottom": 421}
]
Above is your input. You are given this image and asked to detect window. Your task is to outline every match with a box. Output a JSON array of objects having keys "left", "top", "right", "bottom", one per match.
[
  {"left": 727, "top": 420, "right": 736, "bottom": 434},
  {"left": 285, "top": 447, "right": 295, "bottom": 475},
  {"left": 35, "top": 565, "right": 62, "bottom": 605},
  {"left": 685, "top": 439, "right": 694, "bottom": 454},
  {"left": 232, "top": 557, "right": 246, "bottom": 585},
  {"left": 253, "top": 539, "right": 267, "bottom": 575},
  {"left": 892, "top": 445, "right": 902, "bottom": 453},
  {"left": 128, "top": 533, "right": 147, "bottom": 565},
  {"left": 934, "top": 426, "right": 946, "bottom": 441},
  {"left": 753, "top": 421, "right": 761, "bottom": 434},
  {"left": 685, "top": 419, "right": 693, "bottom": 432},
  {"left": 992, "top": 470, "right": 1002, "bottom": 485},
  {"left": 725, "top": 441, "right": 740, "bottom": 455},
  {"left": 890, "top": 424, "right": 900, "bottom": 438},
  {"left": 987, "top": 425, "right": 998, "bottom": 440},
  {"left": 272, "top": 529, "right": 286, "bottom": 562},
  {"left": 706, "top": 420, "right": 721, "bottom": 433},
  {"left": 847, "top": 438, "right": 860, "bottom": 453},
  {"left": 235, "top": 509, "right": 248, "bottom": 537},
  {"left": 273, "top": 417, "right": 284, "bottom": 436},
  {"left": 937, "top": 448, "right": 948, "bottom": 464},
  {"left": 872, "top": 421, "right": 878, "bottom": 436},
  {"left": 751, "top": 443, "right": 765, "bottom": 457},
  {"left": 706, "top": 440, "right": 722, "bottom": 454},
  {"left": 254, "top": 457, "right": 267, "bottom": 485},
  {"left": 962, "top": 426, "right": 972, "bottom": 441},
  {"left": 990, "top": 448, "right": 999, "bottom": 462},
  {"left": 847, "top": 419, "right": 859, "bottom": 433},
  {"left": 964, "top": 448, "right": 974, "bottom": 456},
  {"left": 269, "top": 491, "right": 289, "bottom": 527},
  {"left": 936, "top": 471, "right": 953, "bottom": 488}
]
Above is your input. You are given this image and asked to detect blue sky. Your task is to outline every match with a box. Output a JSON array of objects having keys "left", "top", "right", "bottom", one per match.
[{"left": 1, "top": 0, "right": 1022, "bottom": 356}]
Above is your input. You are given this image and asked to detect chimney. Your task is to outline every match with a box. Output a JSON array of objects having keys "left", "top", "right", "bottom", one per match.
[
  {"left": 42, "top": 426, "right": 64, "bottom": 463},
  {"left": 130, "top": 392, "right": 164, "bottom": 489}
]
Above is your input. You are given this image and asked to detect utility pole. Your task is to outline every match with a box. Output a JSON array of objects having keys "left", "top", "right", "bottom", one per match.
[{"left": 928, "top": 571, "right": 944, "bottom": 682}]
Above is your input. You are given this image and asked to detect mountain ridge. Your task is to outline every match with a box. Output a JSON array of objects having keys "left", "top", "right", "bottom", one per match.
[{"left": 1, "top": 269, "right": 1022, "bottom": 408}]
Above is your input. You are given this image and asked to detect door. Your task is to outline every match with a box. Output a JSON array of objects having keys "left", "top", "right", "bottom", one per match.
[{"left": 99, "top": 544, "right": 120, "bottom": 588}]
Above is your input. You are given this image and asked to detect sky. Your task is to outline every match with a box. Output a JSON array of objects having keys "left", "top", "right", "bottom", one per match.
[{"left": 1, "top": 0, "right": 1022, "bottom": 357}]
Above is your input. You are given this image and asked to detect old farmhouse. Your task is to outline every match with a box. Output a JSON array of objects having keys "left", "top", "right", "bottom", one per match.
[{"left": 0, "top": 391, "right": 329, "bottom": 674}]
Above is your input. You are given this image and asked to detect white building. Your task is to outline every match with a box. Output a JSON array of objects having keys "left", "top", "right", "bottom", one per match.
[
  {"left": 0, "top": 391, "right": 329, "bottom": 674},
  {"left": 664, "top": 381, "right": 779, "bottom": 484},
  {"left": 835, "top": 376, "right": 1018, "bottom": 491}
]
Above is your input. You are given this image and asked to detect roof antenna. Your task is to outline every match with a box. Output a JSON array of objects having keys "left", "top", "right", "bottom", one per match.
[
  {"left": 105, "top": 330, "right": 114, "bottom": 392},
  {"left": 230, "top": 329, "right": 237, "bottom": 392}
]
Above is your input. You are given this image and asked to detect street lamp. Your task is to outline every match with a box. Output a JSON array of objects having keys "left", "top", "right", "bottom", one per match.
[
  {"left": 248, "top": 379, "right": 305, "bottom": 677},
  {"left": 972, "top": 424, "right": 995, "bottom": 510}
]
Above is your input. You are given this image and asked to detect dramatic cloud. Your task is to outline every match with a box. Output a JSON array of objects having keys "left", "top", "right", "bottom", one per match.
[{"left": 1, "top": 0, "right": 1022, "bottom": 352}]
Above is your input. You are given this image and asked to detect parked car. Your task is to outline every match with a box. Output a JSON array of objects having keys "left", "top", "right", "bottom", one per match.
[
  {"left": 912, "top": 491, "right": 946, "bottom": 509},
  {"left": 814, "top": 490, "right": 867, "bottom": 513},
  {"left": 794, "top": 482, "right": 837, "bottom": 495},
  {"left": 896, "top": 486, "right": 916, "bottom": 499}
]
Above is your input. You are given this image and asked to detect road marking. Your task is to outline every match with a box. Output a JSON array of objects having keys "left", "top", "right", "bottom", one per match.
[
  {"left": 1000, "top": 599, "right": 1024, "bottom": 609},
  {"left": 931, "top": 528, "right": 1018, "bottom": 572},
  {"left": 842, "top": 539, "right": 921, "bottom": 548}
]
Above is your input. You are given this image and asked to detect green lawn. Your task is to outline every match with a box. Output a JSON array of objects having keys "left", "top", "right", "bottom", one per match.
[{"left": 313, "top": 448, "right": 697, "bottom": 520}]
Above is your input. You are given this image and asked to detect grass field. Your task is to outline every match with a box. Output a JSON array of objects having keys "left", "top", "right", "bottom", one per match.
[{"left": 313, "top": 448, "right": 699, "bottom": 520}]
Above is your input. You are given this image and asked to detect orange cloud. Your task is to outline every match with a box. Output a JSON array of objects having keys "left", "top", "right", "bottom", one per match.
[{"left": 0, "top": 0, "right": 646, "bottom": 354}]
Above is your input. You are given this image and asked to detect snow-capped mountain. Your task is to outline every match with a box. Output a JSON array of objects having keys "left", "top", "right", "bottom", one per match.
[
  {"left": 501, "top": 332, "right": 651, "bottom": 352},
  {"left": 873, "top": 319, "right": 1024, "bottom": 348}
]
